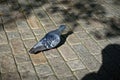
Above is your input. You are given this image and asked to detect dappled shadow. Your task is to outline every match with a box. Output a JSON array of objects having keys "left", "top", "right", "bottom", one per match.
[
  {"left": 92, "top": 17, "right": 120, "bottom": 39},
  {"left": 47, "top": 0, "right": 120, "bottom": 39},
  {"left": 82, "top": 44, "right": 120, "bottom": 80},
  {"left": 114, "top": 0, "right": 120, "bottom": 5},
  {"left": 1, "top": 72, "right": 21, "bottom": 80},
  {"left": 0, "top": 0, "right": 120, "bottom": 39},
  {"left": 0, "top": 72, "right": 1, "bottom": 80},
  {"left": 0, "top": 0, "right": 48, "bottom": 24},
  {"left": 47, "top": 0, "right": 106, "bottom": 29},
  {"left": 0, "top": 71, "right": 38, "bottom": 80}
]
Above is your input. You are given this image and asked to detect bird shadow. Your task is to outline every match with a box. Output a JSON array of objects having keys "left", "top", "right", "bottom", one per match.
[
  {"left": 81, "top": 44, "right": 120, "bottom": 80},
  {"left": 55, "top": 30, "right": 73, "bottom": 48}
]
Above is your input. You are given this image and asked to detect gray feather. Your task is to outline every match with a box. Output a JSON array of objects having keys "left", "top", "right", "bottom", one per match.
[{"left": 29, "top": 25, "right": 66, "bottom": 54}]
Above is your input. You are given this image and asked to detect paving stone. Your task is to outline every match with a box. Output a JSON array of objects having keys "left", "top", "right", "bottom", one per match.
[
  {"left": 1, "top": 54, "right": 17, "bottom": 73},
  {"left": 48, "top": 8, "right": 60, "bottom": 15},
  {"left": 72, "top": 44, "right": 101, "bottom": 71},
  {"left": 67, "top": 33, "right": 81, "bottom": 45},
  {"left": 89, "top": 28, "right": 107, "bottom": 41},
  {"left": 1, "top": 72, "right": 21, "bottom": 80},
  {"left": 30, "top": 53, "right": 47, "bottom": 65},
  {"left": 98, "top": 40, "right": 110, "bottom": 48},
  {"left": 0, "top": 52, "right": 12, "bottom": 59},
  {"left": 0, "top": 44, "right": 11, "bottom": 54},
  {"left": 7, "top": 31, "right": 20, "bottom": 40},
  {"left": 19, "top": 29, "right": 35, "bottom": 40},
  {"left": 97, "top": 0, "right": 114, "bottom": 3},
  {"left": 30, "top": 52, "right": 44, "bottom": 59},
  {"left": 86, "top": 27, "right": 97, "bottom": 36},
  {"left": 81, "top": 38, "right": 102, "bottom": 55},
  {"left": 44, "top": 49, "right": 61, "bottom": 59},
  {"left": 67, "top": 59, "right": 86, "bottom": 71},
  {"left": 2, "top": 15, "right": 14, "bottom": 26},
  {"left": 42, "top": 2, "right": 51, "bottom": 9},
  {"left": 94, "top": 54, "right": 102, "bottom": 64},
  {"left": 75, "top": 31, "right": 90, "bottom": 40},
  {"left": 27, "top": 15, "right": 40, "bottom": 29},
  {"left": 43, "top": 23, "right": 56, "bottom": 32},
  {"left": 47, "top": 57, "right": 72, "bottom": 78},
  {"left": 35, "top": 9, "right": 49, "bottom": 20},
  {"left": 14, "top": 12, "right": 24, "bottom": 20},
  {"left": 0, "top": 74, "right": 2, "bottom": 80},
  {"left": 78, "top": 20, "right": 93, "bottom": 29},
  {"left": 58, "top": 44, "right": 78, "bottom": 61},
  {"left": 28, "top": 0, "right": 40, "bottom": 9},
  {"left": 89, "top": 21, "right": 105, "bottom": 29},
  {"left": 14, "top": 54, "right": 30, "bottom": 63},
  {"left": 0, "top": 4, "right": 8, "bottom": 12},
  {"left": 40, "top": 75, "right": 58, "bottom": 80},
  {"left": 51, "top": 14, "right": 63, "bottom": 25},
  {"left": 103, "top": 4, "right": 119, "bottom": 17},
  {"left": 82, "top": 56, "right": 101, "bottom": 72},
  {"left": 16, "top": 19, "right": 30, "bottom": 30},
  {"left": 4, "top": 22, "right": 17, "bottom": 32},
  {"left": 32, "top": 28, "right": 45, "bottom": 36},
  {"left": 108, "top": 37, "right": 120, "bottom": 44},
  {"left": 10, "top": 39, "right": 26, "bottom": 55},
  {"left": 18, "top": 0, "right": 32, "bottom": 15},
  {"left": 74, "top": 69, "right": 91, "bottom": 80},
  {"left": 0, "top": 32, "right": 8, "bottom": 44},
  {"left": 17, "top": 62, "right": 35, "bottom": 72},
  {"left": 23, "top": 39, "right": 37, "bottom": 50},
  {"left": 32, "top": 59, "right": 45, "bottom": 66},
  {"left": 35, "top": 63, "right": 53, "bottom": 77},
  {"left": 0, "top": 24, "right": 4, "bottom": 32},
  {"left": 59, "top": 76, "right": 77, "bottom": 80},
  {"left": 36, "top": 34, "right": 45, "bottom": 41},
  {"left": 20, "top": 71, "right": 38, "bottom": 80},
  {"left": 71, "top": 44, "right": 91, "bottom": 57},
  {"left": 70, "top": 24, "right": 85, "bottom": 33},
  {"left": 0, "top": 17, "right": 2, "bottom": 23},
  {"left": 40, "top": 19, "right": 54, "bottom": 26}
]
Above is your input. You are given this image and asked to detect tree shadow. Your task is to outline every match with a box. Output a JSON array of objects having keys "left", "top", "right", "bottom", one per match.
[
  {"left": 0, "top": 0, "right": 120, "bottom": 39},
  {"left": 47, "top": 0, "right": 120, "bottom": 39},
  {"left": 47, "top": 0, "right": 106, "bottom": 28},
  {"left": 114, "top": 0, "right": 120, "bottom": 5},
  {"left": 81, "top": 44, "right": 120, "bottom": 80},
  {"left": 92, "top": 17, "right": 120, "bottom": 40},
  {"left": 0, "top": 0, "right": 48, "bottom": 24}
]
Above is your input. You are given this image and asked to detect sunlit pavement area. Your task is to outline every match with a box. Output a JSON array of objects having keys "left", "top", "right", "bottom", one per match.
[{"left": 0, "top": 0, "right": 120, "bottom": 80}]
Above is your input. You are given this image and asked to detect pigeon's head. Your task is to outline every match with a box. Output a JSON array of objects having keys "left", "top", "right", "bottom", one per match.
[{"left": 58, "top": 25, "right": 66, "bottom": 32}]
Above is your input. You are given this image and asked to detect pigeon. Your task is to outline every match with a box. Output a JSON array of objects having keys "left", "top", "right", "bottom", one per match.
[{"left": 29, "top": 25, "right": 66, "bottom": 54}]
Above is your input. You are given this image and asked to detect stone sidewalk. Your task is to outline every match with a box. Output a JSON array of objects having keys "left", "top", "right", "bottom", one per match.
[{"left": 0, "top": 0, "right": 120, "bottom": 80}]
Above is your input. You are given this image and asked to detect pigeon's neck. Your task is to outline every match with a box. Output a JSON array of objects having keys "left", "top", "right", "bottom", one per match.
[{"left": 58, "top": 25, "right": 66, "bottom": 33}]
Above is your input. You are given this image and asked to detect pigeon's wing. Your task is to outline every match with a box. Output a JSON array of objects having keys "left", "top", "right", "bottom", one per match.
[
  {"left": 42, "top": 33, "right": 61, "bottom": 49},
  {"left": 29, "top": 40, "right": 46, "bottom": 53},
  {"left": 29, "top": 33, "right": 60, "bottom": 53}
]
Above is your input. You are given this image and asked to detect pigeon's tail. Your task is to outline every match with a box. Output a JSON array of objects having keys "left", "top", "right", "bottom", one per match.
[
  {"left": 58, "top": 25, "right": 66, "bottom": 32},
  {"left": 29, "top": 48, "right": 37, "bottom": 54},
  {"left": 29, "top": 44, "right": 47, "bottom": 54},
  {"left": 29, "top": 46, "right": 43, "bottom": 54}
]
